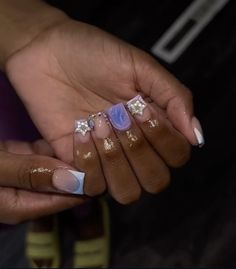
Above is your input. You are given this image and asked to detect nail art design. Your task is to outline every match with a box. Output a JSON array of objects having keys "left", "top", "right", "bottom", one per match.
[
  {"left": 191, "top": 117, "right": 205, "bottom": 147},
  {"left": 52, "top": 169, "right": 85, "bottom": 195},
  {"left": 127, "top": 95, "right": 147, "bottom": 116},
  {"left": 147, "top": 119, "right": 159, "bottom": 128},
  {"left": 75, "top": 119, "right": 91, "bottom": 136},
  {"left": 90, "top": 112, "right": 111, "bottom": 139},
  {"left": 127, "top": 95, "right": 151, "bottom": 122},
  {"left": 104, "top": 138, "right": 115, "bottom": 151},
  {"left": 106, "top": 103, "right": 131, "bottom": 131}
]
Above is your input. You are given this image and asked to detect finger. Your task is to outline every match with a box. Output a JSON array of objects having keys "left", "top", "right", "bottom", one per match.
[
  {"left": 106, "top": 105, "right": 170, "bottom": 193},
  {"left": 0, "top": 151, "right": 88, "bottom": 195},
  {"left": 135, "top": 51, "right": 204, "bottom": 146},
  {"left": 0, "top": 139, "right": 54, "bottom": 156},
  {"left": 3, "top": 140, "right": 34, "bottom": 154},
  {"left": 126, "top": 95, "right": 191, "bottom": 167},
  {"left": 0, "top": 187, "right": 87, "bottom": 224},
  {"left": 73, "top": 119, "right": 106, "bottom": 196},
  {"left": 32, "top": 139, "right": 54, "bottom": 156},
  {"left": 90, "top": 112, "right": 141, "bottom": 204}
]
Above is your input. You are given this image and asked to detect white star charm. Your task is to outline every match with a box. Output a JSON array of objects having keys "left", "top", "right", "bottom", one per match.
[
  {"left": 75, "top": 119, "right": 91, "bottom": 136},
  {"left": 127, "top": 95, "right": 147, "bottom": 116}
]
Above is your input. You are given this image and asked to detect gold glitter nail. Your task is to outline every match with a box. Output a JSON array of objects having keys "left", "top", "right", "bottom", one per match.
[
  {"left": 126, "top": 130, "right": 139, "bottom": 148},
  {"left": 31, "top": 167, "right": 52, "bottom": 174},
  {"left": 82, "top": 151, "right": 92, "bottom": 160},
  {"left": 104, "top": 138, "right": 115, "bottom": 151},
  {"left": 147, "top": 119, "right": 159, "bottom": 128}
]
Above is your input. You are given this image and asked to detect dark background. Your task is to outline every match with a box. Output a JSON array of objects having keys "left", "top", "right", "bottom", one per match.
[{"left": 0, "top": 0, "right": 235, "bottom": 267}]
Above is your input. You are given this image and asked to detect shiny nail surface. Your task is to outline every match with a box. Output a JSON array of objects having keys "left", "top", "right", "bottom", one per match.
[
  {"left": 75, "top": 119, "right": 91, "bottom": 143},
  {"left": 93, "top": 113, "right": 111, "bottom": 139},
  {"left": 127, "top": 95, "right": 151, "bottom": 122},
  {"left": 107, "top": 103, "right": 131, "bottom": 131},
  {"left": 52, "top": 169, "right": 85, "bottom": 195},
  {"left": 191, "top": 116, "right": 205, "bottom": 147}
]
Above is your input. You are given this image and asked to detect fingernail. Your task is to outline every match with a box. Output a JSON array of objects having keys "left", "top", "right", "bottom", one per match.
[
  {"left": 52, "top": 169, "right": 85, "bottom": 195},
  {"left": 191, "top": 117, "right": 205, "bottom": 147},
  {"left": 93, "top": 113, "right": 111, "bottom": 139},
  {"left": 127, "top": 95, "right": 151, "bottom": 122},
  {"left": 106, "top": 103, "right": 131, "bottom": 131},
  {"left": 75, "top": 119, "right": 91, "bottom": 143}
]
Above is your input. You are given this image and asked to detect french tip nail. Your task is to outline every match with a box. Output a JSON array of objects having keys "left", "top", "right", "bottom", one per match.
[
  {"left": 53, "top": 169, "right": 85, "bottom": 195},
  {"left": 191, "top": 117, "right": 205, "bottom": 148},
  {"left": 193, "top": 127, "right": 205, "bottom": 147}
]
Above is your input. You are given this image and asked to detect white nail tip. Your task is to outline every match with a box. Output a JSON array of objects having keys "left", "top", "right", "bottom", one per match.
[
  {"left": 193, "top": 127, "right": 205, "bottom": 147},
  {"left": 68, "top": 170, "right": 85, "bottom": 195}
]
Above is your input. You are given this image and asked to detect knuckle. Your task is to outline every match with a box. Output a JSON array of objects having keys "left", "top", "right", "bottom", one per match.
[
  {"left": 17, "top": 157, "right": 37, "bottom": 191},
  {"left": 115, "top": 188, "right": 141, "bottom": 205}
]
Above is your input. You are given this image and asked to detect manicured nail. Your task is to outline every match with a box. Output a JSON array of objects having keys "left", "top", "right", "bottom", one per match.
[
  {"left": 75, "top": 119, "right": 91, "bottom": 143},
  {"left": 106, "top": 103, "right": 131, "bottom": 131},
  {"left": 127, "top": 95, "right": 151, "bottom": 122},
  {"left": 191, "top": 117, "right": 205, "bottom": 147},
  {"left": 52, "top": 169, "right": 85, "bottom": 195},
  {"left": 93, "top": 113, "right": 111, "bottom": 139}
]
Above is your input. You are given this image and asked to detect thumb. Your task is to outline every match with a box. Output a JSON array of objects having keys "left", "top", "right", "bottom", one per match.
[
  {"left": 135, "top": 51, "right": 204, "bottom": 147},
  {"left": 0, "top": 151, "right": 85, "bottom": 195}
]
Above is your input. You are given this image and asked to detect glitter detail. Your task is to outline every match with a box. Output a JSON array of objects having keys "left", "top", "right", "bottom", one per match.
[
  {"left": 104, "top": 138, "right": 115, "bottom": 151},
  {"left": 31, "top": 168, "right": 52, "bottom": 173},
  {"left": 147, "top": 119, "right": 159, "bottom": 128},
  {"left": 82, "top": 152, "right": 93, "bottom": 160},
  {"left": 75, "top": 120, "right": 91, "bottom": 136},
  {"left": 126, "top": 130, "right": 138, "bottom": 142},
  {"left": 127, "top": 95, "right": 147, "bottom": 116},
  {"left": 88, "top": 118, "right": 95, "bottom": 129}
]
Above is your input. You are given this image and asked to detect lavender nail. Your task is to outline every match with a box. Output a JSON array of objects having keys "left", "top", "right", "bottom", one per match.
[{"left": 107, "top": 103, "right": 131, "bottom": 131}]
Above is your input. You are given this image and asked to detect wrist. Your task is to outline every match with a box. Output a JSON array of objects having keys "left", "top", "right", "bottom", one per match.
[{"left": 0, "top": 0, "right": 69, "bottom": 70}]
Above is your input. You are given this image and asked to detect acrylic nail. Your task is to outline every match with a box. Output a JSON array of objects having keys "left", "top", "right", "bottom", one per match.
[
  {"left": 52, "top": 169, "right": 85, "bottom": 195},
  {"left": 93, "top": 113, "right": 111, "bottom": 139},
  {"left": 106, "top": 103, "right": 131, "bottom": 131},
  {"left": 127, "top": 95, "right": 151, "bottom": 122},
  {"left": 191, "top": 116, "right": 205, "bottom": 147},
  {"left": 75, "top": 119, "right": 91, "bottom": 143}
]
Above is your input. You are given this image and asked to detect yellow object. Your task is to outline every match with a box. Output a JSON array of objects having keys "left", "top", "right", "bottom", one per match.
[
  {"left": 73, "top": 199, "right": 110, "bottom": 268},
  {"left": 26, "top": 218, "right": 60, "bottom": 268}
]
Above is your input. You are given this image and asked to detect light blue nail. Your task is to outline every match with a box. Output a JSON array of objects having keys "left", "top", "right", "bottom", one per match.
[
  {"left": 106, "top": 103, "right": 131, "bottom": 131},
  {"left": 68, "top": 170, "right": 85, "bottom": 195}
]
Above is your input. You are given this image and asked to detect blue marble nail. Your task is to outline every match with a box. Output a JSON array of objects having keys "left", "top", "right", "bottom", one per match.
[{"left": 106, "top": 103, "right": 131, "bottom": 131}]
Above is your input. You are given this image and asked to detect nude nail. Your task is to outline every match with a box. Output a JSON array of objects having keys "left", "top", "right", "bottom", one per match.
[
  {"left": 191, "top": 116, "right": 205, "bottom": 147},
  {"left": 52, "top": 169, "right": 85, "bottom": 194},
  {"left": 93, "top": 113, "right": 111, "bottom": 139},
  {"left": 75, "top": 119, "right": 91, "bottom": 143},
  {"left": 127, "top": 95, "right": 151, "bottom": 122}
]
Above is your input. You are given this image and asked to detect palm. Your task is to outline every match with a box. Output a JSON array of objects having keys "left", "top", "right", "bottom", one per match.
[{"left": 7, "top": 21, "right": 141, "bottom": 162}]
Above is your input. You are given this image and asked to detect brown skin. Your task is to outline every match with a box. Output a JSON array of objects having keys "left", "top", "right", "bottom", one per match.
[
  {"left": 5, "top": 19, "right": 192, "bottom": 203},
  {"left": 0, "top": 1, "right": 194, "bottom": 219},
  {"left": 0, "top": 140, "right": 86, "bottom": 224}
]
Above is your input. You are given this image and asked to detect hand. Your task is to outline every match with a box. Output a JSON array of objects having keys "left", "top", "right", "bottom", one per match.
[
  {"left": 0, "top": 139, "right": 86, "bottom": 224},
  {"left": 6, "top": 20, "right": 202, "bottom": 203}
]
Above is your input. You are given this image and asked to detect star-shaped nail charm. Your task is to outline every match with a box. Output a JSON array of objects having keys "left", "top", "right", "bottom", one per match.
[
  {"left": 75, "top": 119, "right": 91, "bottom": 136},
  {"left": 127, "top": 95, "right": 147, "bottom": 116}
]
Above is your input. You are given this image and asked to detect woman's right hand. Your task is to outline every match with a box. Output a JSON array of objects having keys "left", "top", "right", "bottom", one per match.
[{"left": 0, "top": 139, "right": 86, "bottom": 224}]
